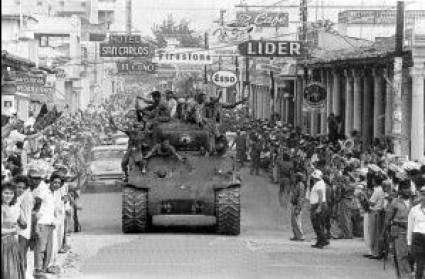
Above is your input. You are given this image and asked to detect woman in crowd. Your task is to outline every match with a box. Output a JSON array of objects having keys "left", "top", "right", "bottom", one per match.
[{"left": 2, "top": 182, "right": 25, "bottom": 279}]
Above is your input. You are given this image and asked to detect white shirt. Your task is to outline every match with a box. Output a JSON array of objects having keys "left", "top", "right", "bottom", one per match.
[
  {"left": 33, "top": 181, "right": 56, "bottom": 225},
  {"left": 369, "top": 186, "right": 385, "bottom": 211},
  {"left": 167, "top": 98, "right": 177, "bottom": 118},
  {"left": 310, "top": 179, "right": 326, "bottom": 205},
  {"left": 407, "top": 204, "right": 425, "bottom": 245},
  {"left": 16, "top": 189, "right": 35, "bottom": 239}
]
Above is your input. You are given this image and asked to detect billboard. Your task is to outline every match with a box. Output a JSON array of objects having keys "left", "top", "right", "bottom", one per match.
[
  {"left": 236, "top": 11, "right": 289, "bottom": 27},
  {"left": 100, "top": 43, "right": 153, "bottom": 57},
  {"left": 238, "top": 41, "right": 305, "bottom": 57},
  {"left": 117, "top": 61, "right": 157, "bottom": 74},
  {"left": 153, "top": 49, "right": 212, "bottom": 65}
]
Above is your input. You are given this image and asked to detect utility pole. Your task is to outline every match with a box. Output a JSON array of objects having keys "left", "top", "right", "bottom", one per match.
[
  {"left": 218, "top": 9, "right": 226, "bottom": 71},
  {"left": 126, "top": 0, "right": 132, "bottom": 33},
  {"left": 392, "top": 1, "right": 404, "bottom": 155},
  {"left": 204, "top": 32, "right": 209, "bottom": 84}
]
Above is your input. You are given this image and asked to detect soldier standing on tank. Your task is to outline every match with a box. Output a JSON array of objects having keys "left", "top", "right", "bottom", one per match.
[
  {"left": 109, "top": 113, "right": 147, "bottom": 180},
  {"left": 383, "top": 177, "right": 414, "bottom": 277}
]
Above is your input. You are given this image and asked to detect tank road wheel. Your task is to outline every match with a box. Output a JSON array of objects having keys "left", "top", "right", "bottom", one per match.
[
  {"left": 122, "top": 186, "right": 148, "bottom": 233},
  {"left": 215, "top": 187, "right": 241, "bottom": 235}
]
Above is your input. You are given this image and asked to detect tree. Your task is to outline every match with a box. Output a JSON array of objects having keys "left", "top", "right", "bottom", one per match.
[{"left": 152, "top": 14, "right": 202, "bottom": 48}]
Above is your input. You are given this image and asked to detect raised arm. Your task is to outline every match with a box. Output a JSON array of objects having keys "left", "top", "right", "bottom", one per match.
[{"left": 137, "top": 96, "right": 154, "bottom": 104}]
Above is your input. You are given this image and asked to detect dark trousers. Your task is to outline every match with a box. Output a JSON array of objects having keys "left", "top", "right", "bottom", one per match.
[
  {"left": 122, "top": 150, "right": 130, "bottom": 175},
  {"left": 34, "top": 224, "right": 54, "bottom": 271},
  {"left": 250, "top": 157, "right": 260, "bottom": 175},
  {"left": 338, "top": 199, "right": 354, "bottom": 238},
  {"left": 18, "top": 235, "right": 30, "bottom": 271},
  {"left": 310, "top": 204, "right": 327, "bottom": 245},
  {"left": 412, "top": 233, "right": 425, "bottom": 279}
]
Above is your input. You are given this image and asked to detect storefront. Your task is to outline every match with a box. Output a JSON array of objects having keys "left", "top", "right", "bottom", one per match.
[{"left": 299, "top": 30, "right": 425, "bottom": 160}]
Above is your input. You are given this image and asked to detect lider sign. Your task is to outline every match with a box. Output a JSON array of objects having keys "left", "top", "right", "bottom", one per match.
[
  {"left": 238, "top": 40, "right": 304, "bottom": 57},
  {"left": 212, "top": 71, "right": 238, "bottom": 88}
]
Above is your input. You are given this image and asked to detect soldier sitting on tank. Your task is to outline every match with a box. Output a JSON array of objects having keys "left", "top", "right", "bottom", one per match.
[
  {"left": 144, "top": 139, "right": 184, "bottom": 162},
  {"left": 109, "top": 113, "right": 148, "bottom": 180}
]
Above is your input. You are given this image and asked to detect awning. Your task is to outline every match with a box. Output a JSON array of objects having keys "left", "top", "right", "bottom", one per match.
[{"left": 1, "top": 50, "right": 36, "bottom": 68}]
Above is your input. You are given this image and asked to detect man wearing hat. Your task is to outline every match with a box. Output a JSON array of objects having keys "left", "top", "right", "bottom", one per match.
[
  {"left": 384, "top": 177, "right": 414, "bottom": 277},
  {"left": 309, "top": 169, "right": 329, "bottom": 248},
  {"left": 407, "top": 186, "right": 425, "bottom": 279}
]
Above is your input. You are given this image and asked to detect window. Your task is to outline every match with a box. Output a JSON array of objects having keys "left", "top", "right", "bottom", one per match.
[
  {"left": 39, "top": 36, "right": 48, "bottom": 47},
  {"left": 4, "top": 101, "right": 12, "bottom": 108},
  {"left": 98, "top": 10, "right": 114, "bottom": 25},
  {"left": 59, "top": 1, "right": 64, "bottom": 6}
]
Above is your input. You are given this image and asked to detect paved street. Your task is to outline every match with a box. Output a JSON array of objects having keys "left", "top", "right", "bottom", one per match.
[{"left": 58, "top": 169, "right": 395, "bottom": 279}]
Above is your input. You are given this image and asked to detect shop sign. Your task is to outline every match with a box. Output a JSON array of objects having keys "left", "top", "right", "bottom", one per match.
[
  {"left": 13, "top": 73, "right": 45, "bottom": 85},
  {"left": 236, "top": 11, "right": 289, "bottom": 27},
  {"left": 303, "top": 82, "right": 326, "bottom": 109},
  {"left": 211, "top": 71, "right": 238, "bottom": 88},
  {"left": 117, "top": 61, "right": 157, "bottom": 74},
  {"left": 109, "top": 35, "right": 142, "bottom": 44},
  {"left": 55, "top": 69, "right": 66, "bottom": 79},
  {"left": 100, "top": 43, "right": 153, "bottom": 57},
  {"left": 17, "top": 84, "right": 54, "bottom": 95},
  {"left": 153, "top": 50, "right": 212, "bottom": 65},
  {"left": 257, "top": 63, "right": 281, "bottom": 73},
  {"left": 238, "top": 41, "right": 304, "bottom": 57}
]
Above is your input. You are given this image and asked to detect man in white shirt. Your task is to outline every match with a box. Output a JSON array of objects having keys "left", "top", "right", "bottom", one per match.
[
  {"left": 407, "top": 186, "right": 425, "bottom": 279},
  {"left": 309, "top": 169, "right": 328, "bottom": 248},
  {"left": 368, "top": 174, "right": 386, "bottom": 259},
  {"left": 165, "top": 90, "right": 177, "bottom": 118},
  {"left": 15, "top": 175, "right": 35, "bottom": 272},
  {"left": 32, "top": 171, "right": 61, "bottom": 275}
]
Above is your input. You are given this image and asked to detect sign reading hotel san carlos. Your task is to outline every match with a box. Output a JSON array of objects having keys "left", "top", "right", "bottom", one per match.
[
  {"left": 211, "top": 71, "right": 238, "bottom": 88},
  {"left": 100, "top": 34, "right": 154, "bottom": 58},
  {"left": 117, "top": 61, "right": 157, "bottom": 74},
  {"left": 303, "top": 82, "right": 327, "bottom": 110},
  {"left": 238, "top": 41, "right": 304, "bottom": 57}
]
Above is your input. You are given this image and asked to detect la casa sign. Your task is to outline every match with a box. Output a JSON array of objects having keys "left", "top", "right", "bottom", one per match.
[{"left": 211, "top": 71, "right": 238, "bottom": 88}]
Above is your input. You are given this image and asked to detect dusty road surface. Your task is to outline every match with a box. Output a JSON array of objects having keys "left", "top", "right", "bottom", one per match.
[{"left": 56, "top": 169, "right": 395, "bottom": 279}]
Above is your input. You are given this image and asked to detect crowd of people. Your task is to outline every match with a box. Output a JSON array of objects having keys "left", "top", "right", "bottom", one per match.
[
  {"left": 1, "top": 93, "right": 133, "bottom": 279},
  {"left": 2, "top": 89, "right": 424, "bottom": 278},
  {"left": 230, "top": 114, "right": 425, "bottom": 278}
]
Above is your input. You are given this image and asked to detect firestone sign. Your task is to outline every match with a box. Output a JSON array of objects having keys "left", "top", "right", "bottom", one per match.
[
  {"left": 211, "top": 71, "right": 238, "bottom": 88},
  {"left": 238, "top": 41, "right": 304, "bottom": 57}
]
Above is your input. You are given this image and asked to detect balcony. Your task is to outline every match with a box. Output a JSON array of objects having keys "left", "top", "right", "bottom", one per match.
[{"left": 18, "top": 30, "right": 35, "bottom": 41}]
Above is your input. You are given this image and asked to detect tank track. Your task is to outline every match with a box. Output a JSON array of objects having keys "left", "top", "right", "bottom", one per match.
[
  {"left": 122, "top": 186, "right": 148, "bottom": 233},
  {"left": 215, "top": 187, "right": 241, "bottom": 235}
]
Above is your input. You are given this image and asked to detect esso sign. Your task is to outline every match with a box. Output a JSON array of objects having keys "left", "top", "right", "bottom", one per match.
[{"left": 212, "top": 71, "right": 238, "bottom": 88}]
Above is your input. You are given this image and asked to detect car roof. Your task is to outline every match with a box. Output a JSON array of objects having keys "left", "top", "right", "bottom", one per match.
[{"left": 91, "top": 145, "right": 128, "bottom": 152}]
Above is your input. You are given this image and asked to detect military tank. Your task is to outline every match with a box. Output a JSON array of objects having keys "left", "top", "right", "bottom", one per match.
[{"left": 122, "top": 119, "right": 241, "bottom": 235}]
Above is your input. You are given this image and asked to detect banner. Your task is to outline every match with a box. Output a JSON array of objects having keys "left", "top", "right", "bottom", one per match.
[
  {"left": 236, "top": 11, "right": 289, "bottom": 27},
  {"left": 238, "top": 41, "right": 305, "bottom": 57},
  {"left": 153, "top": 49, "right": 212, "bottom": 65},
  {"left": 117, "top": 61, "right": 157, "bottom": 74}
]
